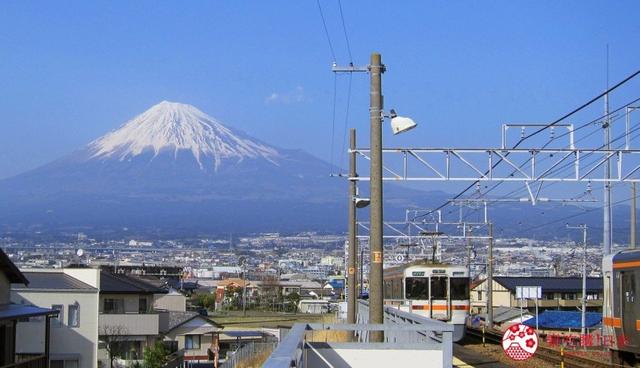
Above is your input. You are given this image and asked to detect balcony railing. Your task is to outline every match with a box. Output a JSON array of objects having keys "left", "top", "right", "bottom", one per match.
[
  {"left": 99, "top": 313, "right": 159, "bottom": 335},
  {"left": 263, "top": 300, "right": 454, "bottom": 368}
]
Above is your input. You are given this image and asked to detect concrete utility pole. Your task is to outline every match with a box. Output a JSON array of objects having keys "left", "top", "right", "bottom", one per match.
[
  {"left": 465, "top": 225, "right": 473, "bottom": 279},
  {"left": 347, "top": 128, "right": 358, "bottom": 324},
  {"left": 487, "top": 223, "right": 494, "bottom": 329},
  {"left": 603, "top": 84, "right": 613, "bottom": 255},
  {"left": 567, "top": 224, "right": 588, "bottom": 336},
  {"left": 632, "top": 182, "right": 637, "bottom": 249},
  {"left": 369, "top": 52, "right": 385, "bottom": 341}
]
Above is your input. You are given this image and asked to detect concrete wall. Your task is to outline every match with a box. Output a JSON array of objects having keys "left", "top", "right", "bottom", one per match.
[
  {"left": 153, "top": 293, "right": 186, "bottom": 312},
  {"left": 64, "top": 269, "right": 100, "bottom": 288},
  {"left": 12, "top": 288, "right": 99, "bottom": 368},
  {"left": 0, "top": 272, "right": 10, "bottom": 304}
]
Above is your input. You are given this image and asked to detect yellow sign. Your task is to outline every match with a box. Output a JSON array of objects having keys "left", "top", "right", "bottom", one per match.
[
  {"left": 348, "top": 267, "right": 355, "bottom": 275},
  {"left": 373, "top": 251, "right": 382, "bottom": 263}
]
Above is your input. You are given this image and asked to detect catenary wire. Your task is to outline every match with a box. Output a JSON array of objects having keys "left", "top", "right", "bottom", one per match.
[{"left": 414, "top": 69, "right": 640, "bottom": 220}]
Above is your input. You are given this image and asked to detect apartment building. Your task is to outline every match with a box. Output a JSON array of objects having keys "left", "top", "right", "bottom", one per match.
[
  {"left": 471, "top": 276, "right": 603, "bottom": 314},
  {"left": 11, "top": 268, "right": 100, "bottom": 368}
]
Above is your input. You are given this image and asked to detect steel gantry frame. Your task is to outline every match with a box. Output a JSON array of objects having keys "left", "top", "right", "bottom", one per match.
[{"left": 349, "top": 147, "right": 640, "bottom": 182}]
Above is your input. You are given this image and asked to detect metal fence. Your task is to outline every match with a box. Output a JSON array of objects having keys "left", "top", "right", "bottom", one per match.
[
  {"left": 262, "top": 300, "right": 454, "bottom": 368},
  {"left": 220, "top": 341, "right": 278, "bottom": 368}
]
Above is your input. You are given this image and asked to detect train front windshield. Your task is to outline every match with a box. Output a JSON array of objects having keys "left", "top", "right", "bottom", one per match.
[
  {"left": 405, "top": 277, "right": 429, "bottom": 299},
  {"left": 403, "top": 276, "right": 469, "bottom": 300},
  {"left": 450, "top": 277, "right": 469, "bottom": 300}
]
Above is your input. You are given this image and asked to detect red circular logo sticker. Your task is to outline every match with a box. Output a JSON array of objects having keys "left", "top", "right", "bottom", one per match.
[{"left": 502, "top": 324, "right": 538, "bottom": 361}]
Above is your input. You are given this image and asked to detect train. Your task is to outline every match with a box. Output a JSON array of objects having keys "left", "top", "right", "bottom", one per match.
[
  {"left": 383, "top": 260, "right": 469, "bottom": 342},
  {"left": 603, "top": 248, "right": 640, "bottom": 366}
]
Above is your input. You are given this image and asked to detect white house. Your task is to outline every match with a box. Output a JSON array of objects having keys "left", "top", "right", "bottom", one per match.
[{"left": 11, "top": 268, "right": 100, "bottom": 368}]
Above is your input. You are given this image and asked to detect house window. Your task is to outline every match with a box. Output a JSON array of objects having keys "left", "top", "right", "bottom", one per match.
[
  {"left": 103, "top": 299, "right": 124, "bottom": 314},
  {"left": 563, "top": 293, "right": 576, "bottom": 300},
  {"left": 185, "top": 335, "right": 201, "bottom": 350},
  {"left": 68, "top": 303, "right": 80, "bottom": 327},
  {"left": 51, "top": 360, "right": 64, "bottom": 368},
  {"left": 138, "top": 297, "right": 148, "bottom": 314},
  {"left": 52, "top": 305, "right": 64, "bottom": 326},
  {"left": 477, "top": 291, "right": 482, "bottom": 300},
  {"left": 587, "top": 293, "right": 600, "bottom": 300}
]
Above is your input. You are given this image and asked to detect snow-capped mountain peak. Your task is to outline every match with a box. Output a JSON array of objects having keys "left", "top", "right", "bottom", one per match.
[{"left": 88, "top": 101, "right": 279, "bottom": 170}]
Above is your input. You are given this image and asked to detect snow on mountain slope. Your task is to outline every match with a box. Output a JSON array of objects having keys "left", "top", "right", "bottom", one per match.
[{"left": 88, "top": 101, "right": 279, "bottom": 170}]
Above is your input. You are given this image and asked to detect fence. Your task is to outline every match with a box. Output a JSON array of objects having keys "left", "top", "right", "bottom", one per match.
[
  {"left": 220, "top": 341, "right": 278, "bottom": 368},
  {"left": 262, "top": 300, "right": 454, "bottom": 368}
]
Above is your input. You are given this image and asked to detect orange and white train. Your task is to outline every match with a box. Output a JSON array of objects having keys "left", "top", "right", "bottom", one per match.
[{"left": 383, "top": 261, "right": 469, "bottom": 342}]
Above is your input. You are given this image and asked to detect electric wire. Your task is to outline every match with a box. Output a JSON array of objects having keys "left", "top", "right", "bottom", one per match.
[
  {"left": 444, "top": 99, "right": 640, "bottom": 224},
  {"left": 329, "top": 74, "right": 338, "bottom": 172},
  {"left": 339, "top": 72, "right": 353, "bottom": 170},
  {"left": 336, "top": 0, "right": 353, "bottom": 63},
  {"left": 316, "top": 0, "right": 336, "bottom": 63},
  {"left": 413, "top": 69, "right": 640, "bottom": 220}
]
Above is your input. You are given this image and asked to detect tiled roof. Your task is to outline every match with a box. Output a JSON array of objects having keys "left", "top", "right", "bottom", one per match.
[
  {"left": 494, "top": 277, "right": 602, "bottom": 293},
  {"left": 100, "top": 271, "right": 166, "bottom": 294},
  {"left": 15, "top": 272, "right": 96, "bottom": 290},
  {"left": 0, "top": 248, "right": 28, "bottom": 285}
]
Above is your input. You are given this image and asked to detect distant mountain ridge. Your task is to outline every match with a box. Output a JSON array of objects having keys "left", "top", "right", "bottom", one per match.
[
  {"left": 0, "top": 101, "right": 422, "bottom": 234},
  {"left": 0, "top": 101, "right": 627, "bottom": 241}
]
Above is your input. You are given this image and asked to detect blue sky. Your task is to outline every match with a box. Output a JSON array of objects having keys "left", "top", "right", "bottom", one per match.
[{"left": 1, "top": 0, "right": 639, "bottom": 187}]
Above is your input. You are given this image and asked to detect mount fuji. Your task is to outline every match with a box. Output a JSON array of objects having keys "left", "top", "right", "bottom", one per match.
[{"left": 0, "top": 101, "right": 425, "bottom": 235}]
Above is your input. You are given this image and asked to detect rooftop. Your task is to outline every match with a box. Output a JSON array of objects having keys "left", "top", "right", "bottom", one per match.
[
  {"left": 0, "top": 248, "right": 28, "bottom": 285},
  {"left": 100, "top": 271, "right": 166, "bottom": 294},
  {"left": 493, "top": 276, "right": 602, "bottom": 293},
  {"left": 14, "top": 272, "right": 96, "bottom": 290},
  {"left": 0, "top": 303, "right": 59, "bottom": 322}
]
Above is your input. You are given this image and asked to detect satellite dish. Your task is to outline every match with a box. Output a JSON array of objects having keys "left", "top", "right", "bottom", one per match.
[{"left": 76, "top": 249, "right": 84, "bottom": 257}]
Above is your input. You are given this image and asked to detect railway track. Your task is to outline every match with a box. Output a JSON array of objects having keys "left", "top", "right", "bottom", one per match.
[{"left": 465, "top": 326, "right": 613, "bottom": 368}]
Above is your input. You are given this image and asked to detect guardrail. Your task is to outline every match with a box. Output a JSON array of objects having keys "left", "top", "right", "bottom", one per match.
[{"left": 263, "top": 300, "right": 454, "bottom": 368}]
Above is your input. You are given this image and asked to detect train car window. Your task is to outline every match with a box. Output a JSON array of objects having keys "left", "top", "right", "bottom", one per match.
[
  {"left": 431, "top": 277, "right": 447, "bottom": 299},
  {"left": 405, "top": 277, "right": 429, "bottom": 300},
  {"left": 450, "top": 277, "right": 469, "bottom": 300}
]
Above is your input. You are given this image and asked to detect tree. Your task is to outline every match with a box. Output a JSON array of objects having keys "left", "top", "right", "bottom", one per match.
[
  {"left": 195, "top": 293, "right": 216, "bottom": 309},
  {"left": 142, "top": 342, "right": 169, "bottom": 368},
  {"left": 99, "top": 325, "right": 129, "bottom": 368},
  {"left": 286, "top": 292, "right": 301, "bottom": 314}
]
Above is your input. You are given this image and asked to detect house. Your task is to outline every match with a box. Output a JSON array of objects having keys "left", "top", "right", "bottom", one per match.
[
  {"left": 160, "top": 311, "right": 222, "bottom": 365},
  {"left": 471, "top": 276, "right": 603, "bottom": 314},
  {"left": 0, "top": 248, "right": 59, "bottom": 368},
  {"left": 11, "top": 268, "right": 100, "bottom": 368},
  {"left": 97, "top": 271, "right": 167, "bottom": 367}
]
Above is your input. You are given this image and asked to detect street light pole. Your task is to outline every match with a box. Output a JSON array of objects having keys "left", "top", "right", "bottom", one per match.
[
  {"left": 347, "top": 128, "right": 358, "bottom": 324},
  {"left": 369, "top": 52, "right": 385, "bottom": 341}
]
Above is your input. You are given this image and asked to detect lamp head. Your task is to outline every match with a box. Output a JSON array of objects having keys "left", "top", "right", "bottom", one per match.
[
  {"left": 390, "top": 115, "right": 417, "bottom": 135},
  {"left": 354, "top": 197, "right": 371, "bottom": 208}
]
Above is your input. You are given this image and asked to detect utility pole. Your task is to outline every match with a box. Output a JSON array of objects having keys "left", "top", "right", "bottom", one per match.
[
  {"left": 603, "top": 54, "right": 612, "bottom": 255},
  {"left": 631, "top": 182, "right": 637, "bottom": 249},
  {"left": 567, "top": 224, "right": 588, "bottom": 336},
  {"left": 487, "top": 223, "right": 494, "bottom": 329},
  {"left": 465, "top": 225, "right": 473, "bottom": 280},
  {"left": 347, "top": 129, "right": 358, "bottom": 324},
  {"left": 369, "top": 52, "right": 385, "bottom": 341}
]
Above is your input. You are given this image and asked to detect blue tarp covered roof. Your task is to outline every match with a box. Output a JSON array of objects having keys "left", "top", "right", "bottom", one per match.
[{"left": 523, "top": 310, "right": 601, "bottom": 329}]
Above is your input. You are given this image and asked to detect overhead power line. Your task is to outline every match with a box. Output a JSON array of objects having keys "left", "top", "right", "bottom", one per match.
[
  {"left": 316, "top": 0, "right": 337, "bottom": 63},
  {"left": 415, "top": 69, "right": 640, "bottom": 220}
]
